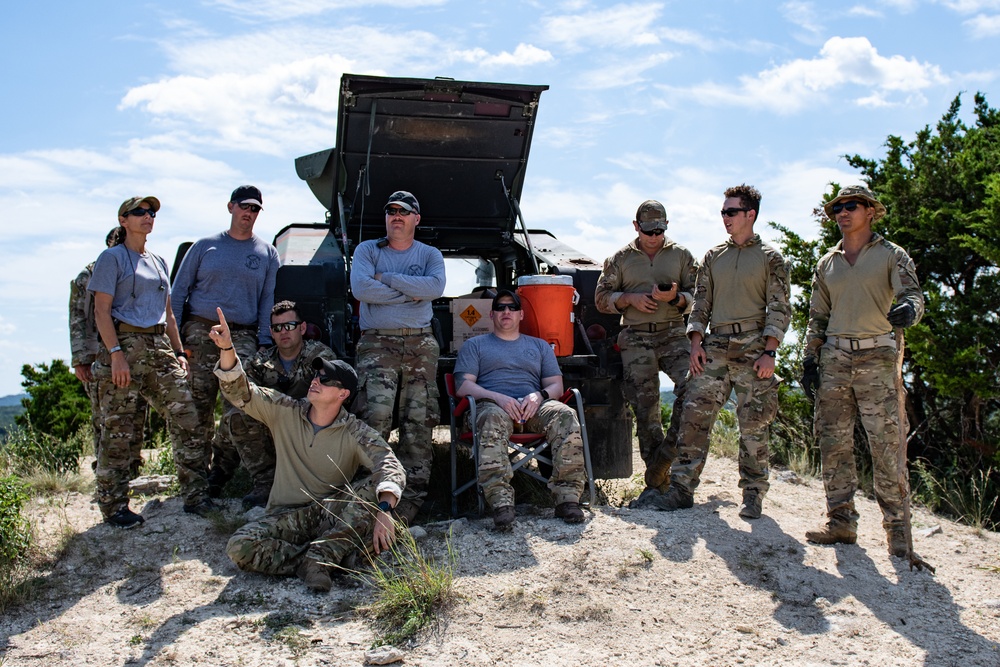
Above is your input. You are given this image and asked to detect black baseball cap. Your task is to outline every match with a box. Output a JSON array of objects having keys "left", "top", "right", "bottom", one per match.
[
  {"left": 311, "top": 357, "right": 357, "bottom": 395},
  {"left": 230, "top": 185, "right": 263, "bottom": 208},
  {"left": 491, "top": 289, "right": 521, "bottom": 310}
]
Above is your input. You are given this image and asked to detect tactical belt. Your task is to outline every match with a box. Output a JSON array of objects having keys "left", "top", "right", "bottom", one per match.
[
  {"left": 363, "top": 326, "right": 433, "bottom": 336},
  {"left": 116, "top": 322, "right": 166, "bottom": 335},
  {"left": 189, "top": 314, "right": 256, "bottom": 331},
  {"left": 711, "top": 320, "right": 761, "bottom": 335},
  {"left": 627, "top": 322, "right": 686, "bottom": 334},
  {"left": 827, "top": 334, "right": 895, "bottom": 352}
]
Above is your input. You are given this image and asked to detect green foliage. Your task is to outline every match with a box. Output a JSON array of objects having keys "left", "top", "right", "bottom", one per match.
[
  {"left": 0, "top": 476, "right": 31, "bottom": 566},
  {"left": 16, "top": 360, "right": 90, "bottom": 442},
  {"left": 360, "top": 523, "right": 457, "bottom": 646},
  {"left": 1, "top": 424, "right": 82, "bottom": 475}
]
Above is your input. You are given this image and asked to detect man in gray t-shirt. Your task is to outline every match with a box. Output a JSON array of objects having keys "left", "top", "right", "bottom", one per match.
[{"left": 454, "top": 289, "right": 586, "bottom": 530}]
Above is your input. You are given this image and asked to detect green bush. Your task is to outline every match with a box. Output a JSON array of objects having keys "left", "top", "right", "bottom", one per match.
[
  {"left": 0, "top": 475, "right": 31, "bottom": 566},
  {"left": 1, "top": 424, "right": 82, "bottom": 475},
  {"left": 16, "top": 360, "right": 90, "bottom": 442}
]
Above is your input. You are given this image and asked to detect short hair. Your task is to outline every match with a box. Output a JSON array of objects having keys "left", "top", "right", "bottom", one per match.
[
  {"left": 724, "top": 184, "right": 762, "bottom": 216},
  {"left": 271, "top": 300, "right": 300, "bottom": 320}
]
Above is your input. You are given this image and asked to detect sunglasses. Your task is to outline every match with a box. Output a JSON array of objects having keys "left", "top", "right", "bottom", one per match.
[
  {"left": 127, "top": 207, "right": 156, "bottom": 218},
  {"left": 270, "top": 320, "right": 302, "bottom": 332},
  {"left": 493, "top": 303, "right": 521, "bottom": 312},
  {"left": 721, "top": 207, "right": 749, "bottom": 217},
  {"left": 831, "top": 200, "right": 867, "bottom": 214},
  {"left": 313, "top": 372, "right": 344, "bottom": 388},
  {"left": 640, "top": 228, "right": 665, "bottom": 236},
  {"left": 238, "top": 203, "right": 262, "bottom": 213},
  {"left": 385, "top": 206, "right": 415, "bottom": 217}
]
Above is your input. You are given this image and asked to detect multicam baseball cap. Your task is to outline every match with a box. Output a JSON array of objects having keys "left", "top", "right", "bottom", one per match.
[
  {"left": 635, "top": 200, "right": 668, "bottom": 232},
  {"left": 385, "top": 190, "right": 420, "bottom": 214},
  {"left": 117, "top": 196, "right": 161, "bottom": 218},
  {"left": 823, "top": 185, "right": 886, "bottom": 221},
  {"left": 230, "top": 185, "right": 263, "bottom": 208}
]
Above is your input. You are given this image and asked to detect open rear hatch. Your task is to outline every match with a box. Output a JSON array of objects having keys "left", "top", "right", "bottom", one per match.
[{"left": 295, "top": 74, "right": 548, "bottom": 254}]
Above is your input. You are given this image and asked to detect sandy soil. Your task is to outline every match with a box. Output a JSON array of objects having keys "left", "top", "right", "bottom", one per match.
[{"left": 2, "top": 440, "right": 999, "bottom": 667}]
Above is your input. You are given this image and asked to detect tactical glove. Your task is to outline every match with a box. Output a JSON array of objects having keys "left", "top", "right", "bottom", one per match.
[
  {"left": 887, "top": 302, "right": 916, "bottom": 327},
  {"left": 801, "top": 356, "right": 819, "bottom": 402}
]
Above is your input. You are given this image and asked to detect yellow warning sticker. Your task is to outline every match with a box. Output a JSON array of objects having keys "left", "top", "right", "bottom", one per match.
[{"left": 460, "top": 305, "right": 482, "bottom": 327}]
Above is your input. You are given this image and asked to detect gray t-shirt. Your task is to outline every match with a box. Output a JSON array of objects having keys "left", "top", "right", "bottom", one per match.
[
  {"left": 454, "top": 333, "right": 561, "bottom": 398},
  {"left": 350, "top": 239, "right": 446, "bottom": 330},
  {"left": 87, "top": 245, "right": 170, "bottom": 328},
  {"left": 170, "top": 231, "right": 280, "bottom": 344}
]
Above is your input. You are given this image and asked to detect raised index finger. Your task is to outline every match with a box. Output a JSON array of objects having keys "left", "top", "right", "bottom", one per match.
[{"left": 216, "top": 307, "right": 229, "bottom": 330}]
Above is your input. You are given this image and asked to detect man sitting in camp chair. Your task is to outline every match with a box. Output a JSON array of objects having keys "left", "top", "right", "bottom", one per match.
[{"left": 454, "top": 289, "right": 587, "bottom": 530}]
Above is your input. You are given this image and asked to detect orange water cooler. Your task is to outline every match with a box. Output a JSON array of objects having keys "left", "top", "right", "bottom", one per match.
[{"left": 516, "top": 275, "right": 579, "bottom": 356}]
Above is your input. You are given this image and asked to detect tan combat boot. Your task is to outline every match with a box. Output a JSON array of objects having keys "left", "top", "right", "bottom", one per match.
[
  {"left": 885, "top": 523, "right": 909, "bottom": 558},
  {"left": 296, "top": 557, "right": 333, "bottom": 593},
  {"left": 805, "top": 518, "right": 857, "bottom": 545}
]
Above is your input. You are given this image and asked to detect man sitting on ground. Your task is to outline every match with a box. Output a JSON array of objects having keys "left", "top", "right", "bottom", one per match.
[
  {"left": 210, "top": 308, "right": 405, "bottom": 592},
  {"left": 454, "top": 289, "right": 587, "bottom": 530}
]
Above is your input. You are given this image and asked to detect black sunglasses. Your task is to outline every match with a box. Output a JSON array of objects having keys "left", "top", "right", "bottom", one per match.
[
  {"left": 270, "top": 321, "right": 302, "bottom": 332},
  {"left": 385, "top": 206, "right": 415, "bottom": 216},
  {"left": 127, "top": 207, "right": 156, "bottom": 218},
  {"left": 238, "top": 203, "right": 262, "bottom": 213},
  {"left": 721, "top": 207, "right": 749, "bottom": 217},
  {"left": 640, "top": 228, "right": 665, "bottom": 236},
  {"left": 313, "top": 372, "right": 344, "bottom": 388},
  {"left": 831, "top": 201, "right": 866, "bottom": 214},
  {"left": 493, "top": 303, "right": 521, "bottom": 312}
]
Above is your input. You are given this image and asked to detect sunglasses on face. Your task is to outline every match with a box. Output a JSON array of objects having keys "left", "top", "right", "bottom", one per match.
[
  {"left": 493, "top": 303, "right": 521, "bottom": 312},
  {"left": 127, "top": 207, "right": 156, "bottom": 218},
  {"left": 640, "top": 228, "right": 665, "bottom": 236},
  {"left": 237, "top": 203, "right": 262, "bottom": 213},
  {"left": 721, "top": 207, "right": 749, "bottom": 217},
  {"left": 313, "top": 372, "right": 344, "bottom": 388},
  {"left": 385, "top": 206, "right": 415, "bottom": 217},
  {"left": 831, "top": 200, "right": 866, "bottom": 214},
  {"left": 270, "top": 320, "right": 302, "bottom": 332}
]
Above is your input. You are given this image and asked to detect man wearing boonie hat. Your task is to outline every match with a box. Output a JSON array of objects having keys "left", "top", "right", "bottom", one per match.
[
  {"left": 170, "top": 185, "right": 280, "bottom": 505},
  {"left": 210, "top": 308, "right": 406, "bottom": 593},
  {"left": 634, "top": 184, "right": 791, "bottom": 521},
  {"left": 801, "top": 185, "right": 924, "bottom": 559},
  {"left": 595, "top": 200, "right": 697, "bottom": 504},
  {"left": 350, "top": 190, "right": 446, "bottom": 524}
]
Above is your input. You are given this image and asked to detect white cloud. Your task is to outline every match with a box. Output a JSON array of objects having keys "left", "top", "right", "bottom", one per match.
[
  {"left": 782, "top": 1, "right": 823, "bottom": 35},
  {"left": 663, "top": 36, "right": 947, "bottom": 114},
  {"left": 450, "top": 43, "right": 554, "bottom": 68},
  {"left": 538, "top": 3, "right": 666, "bottom": 51},
  {"left": 207, "top": 0, "right": 447, "bottom": 21},
  {"left": 939, "top": 0, "right": 1000, "bottom": 12},
  {"left": 574, "top": 52, "right": 674, "bottom": 89},
  {"left": 964, "top": 13, "right": 1000, "bottom": 36},
  {"left": 846, "top": 5, "right": 884, "bottom": 17}
]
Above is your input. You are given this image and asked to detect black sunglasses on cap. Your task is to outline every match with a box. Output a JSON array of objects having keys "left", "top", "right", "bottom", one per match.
[
  {"left": 831, "top": 201, "right": 867, "bottom": 214},
  {"left": 127, "top": 207, "right": 156, "bottom": 218}
]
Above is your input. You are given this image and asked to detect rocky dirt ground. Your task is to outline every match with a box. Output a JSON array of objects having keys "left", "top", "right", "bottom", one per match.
[{"left": 1, "top": 434, "right": 999, "bottom": 667}]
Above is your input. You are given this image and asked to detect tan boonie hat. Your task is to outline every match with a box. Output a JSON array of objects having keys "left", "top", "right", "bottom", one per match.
[
  {"left": 824, "top": 185, "right": 886, "bottom": 221},
  {"left": 118, "top": 196, "right": 161, "bottom": 218},
  {"left": 635, "top": 200, "right": 668, "bottom": 232}
]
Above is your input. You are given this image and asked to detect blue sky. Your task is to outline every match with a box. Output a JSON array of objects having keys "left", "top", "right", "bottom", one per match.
[{"left": 1, "top": 0, "right": 998, "bottom": 397}]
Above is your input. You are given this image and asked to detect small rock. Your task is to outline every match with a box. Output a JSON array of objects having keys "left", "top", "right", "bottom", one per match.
[
  {"left": 244, "top": 506, "right": 266, "bottom": 522},
  {"left": 735, "top": 624, "right": 754, "bottom": 634},
  {"left": 128, "top": 475, "right": 176, "bottom": 494},
  {"left": 408, "top": 526, "right": 427, "bottom": 540},
  {"left": 365, "top": 645, "right": 405, "bottom": 665},
  {"left": 448, "top": 518, "right": 468, "bottom": 535},
  {"left": 982, "top": 599, "right": 1000, "bottom": 609},
  {"left": 919, "top": 525, "right": 943, "bottom": 538},
  {"left": 775, "top": 470, "right": 804, "bottom": 485}
]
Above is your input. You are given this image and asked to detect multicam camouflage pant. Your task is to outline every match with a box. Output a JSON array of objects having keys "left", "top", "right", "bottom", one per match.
[
  {"left": 354, "top": 332, "right": 439, "bottom": 516},
  {"left": 226, "top": 477, "right": 379, "bottom": 575},
  {"left": 182, "top": 321, "right": 259, "bottom": 482},
  {"left": 815, "top": 343, "right": 907, "bottom": 526},
  {"left": 85, "top": 374, "right": 146, "bottom": 475},
  {"left": 219, "top": 408, "right": 275, "bottom": 491},
  {"left": 474, "top": 400, "right": 585, "bottom": 509},
  {"left": 92, "top": 332, "right": 210, "bottom": 516},
  {"left": 618, "top": 326, "right": 690, "bottom": 491},
  {"left": 670, "top": 333, "right": 780, "bottom": 494}
]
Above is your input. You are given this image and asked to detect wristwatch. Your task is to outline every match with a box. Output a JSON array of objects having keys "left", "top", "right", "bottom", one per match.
[
  {"left": 377, "top": 500, "right": 392, "bottom": 513},
  {"left": 760, "top": 350, "right": 776, "bottom": 358},
  {"left": 539, "top": 389, "right": 550, "bottom": 401}
]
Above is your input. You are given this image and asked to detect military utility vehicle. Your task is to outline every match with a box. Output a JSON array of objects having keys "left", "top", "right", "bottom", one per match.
[{"left": 272, "top": 74, "right": 633, "bottom": 480}]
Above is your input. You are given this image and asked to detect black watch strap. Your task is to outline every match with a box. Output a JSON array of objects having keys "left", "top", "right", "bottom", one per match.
[
  {"left": 540, "top": 389, "right": 550, "bottom": 400},
  {"left": 761, "top": 349, "right": 776, "bottom": 358},
  {"left": 377, "top": 500, "right": 392, "bottom": 513}
]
